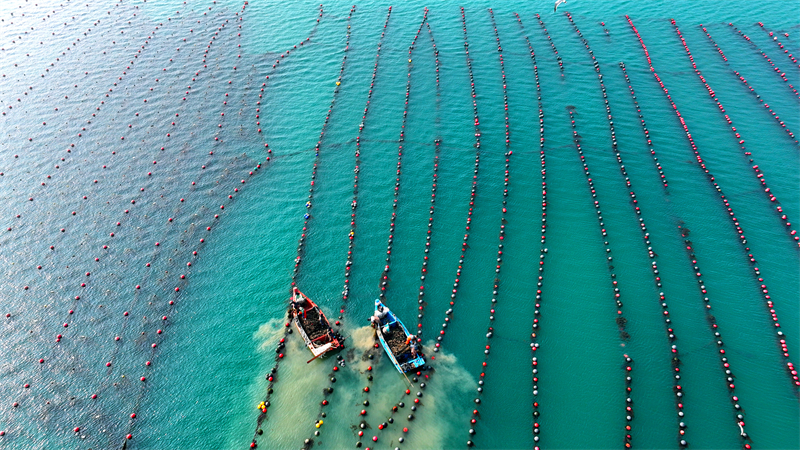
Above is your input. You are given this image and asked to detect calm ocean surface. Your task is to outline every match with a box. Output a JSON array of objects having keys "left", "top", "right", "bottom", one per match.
[{"left": 0, "top": 0, "right": 798, "bottom": 449}]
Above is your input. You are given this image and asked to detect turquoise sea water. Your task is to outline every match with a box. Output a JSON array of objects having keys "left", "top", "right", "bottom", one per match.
[{"left": 0, "top": 0, "right": 798, "bottom": 449}]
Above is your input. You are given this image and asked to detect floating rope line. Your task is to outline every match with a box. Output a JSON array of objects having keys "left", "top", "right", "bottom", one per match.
[
  {"left": 295, "top": 7, "right": 397, "bottom": 450},
  {"left": 0, "top": 0, "right": 140, "bottom": 120},
  {"left": 671, "top": 20, "right": 799, "bottom": 244},
  {"left": 118, "top": 4, "right": 283, "bottom": 447},
  {"left": 618, "top": 66, "right": 669, "bottom": 189},
  {"left": 386, "top": 6, "right": 482, "bottom": 449},
  {"left": 513, "top": 12, "right": 547, "bottom": 448},
  {"left": 364, "top": 14, "right": 444, "bottom": 447},
  {"left": 678, "top": 228, "right": 752, "bottom": 449},
  {"left": 565, "top": 13, "right": 687, "bottom": 443},
  {"left": 350, "top": 10, "right": 427, "bottom": 449},
  {"left": 251, "top": 7, "right": 358, "bottom": 449},
  {"left": 726, "top": 23, "right": 800, "bottom": 101},
  {"left": 429, "top": 6, "right": 481, "bottom": 357},
  {"left": 466, "top": 8, "right": 516, "bottom": 447},
  {"left": 2, "top": 4, "right": 212, "bottom": 442},
  {"left": 4, "top": 9, "right": 184, "bottom": 204},
  {"left": 534, "top": 13, "right": 564, "bottom": 74},
  {"left": 566, "top": 105, "right": 656, "bottom": 446},
  {"left": 51, "top": 5, "right": 247, "bottom": 446},
  {"left": 700, "top": 26, "right": 798, "bottom": 146},
  {"left": 756, "top": 22, "right": 799, "bottom": 71},
  {"left": 0, "top": 0, "right": 83, "bottom": 59},
  {"left": 413, "top": 17, "right": 442, "bottom": 339},
  {"left": 627, "top": 15, "right": 799, "bottom": 389}
]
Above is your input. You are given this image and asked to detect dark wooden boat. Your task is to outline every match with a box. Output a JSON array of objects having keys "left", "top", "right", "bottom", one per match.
[{"left": 290, "top": 287, "right": 343, "bottom": 361}]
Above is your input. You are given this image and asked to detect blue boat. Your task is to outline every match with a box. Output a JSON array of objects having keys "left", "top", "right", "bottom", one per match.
[{"left": 373, "top": 299, "right": 425, "bottom": 373}]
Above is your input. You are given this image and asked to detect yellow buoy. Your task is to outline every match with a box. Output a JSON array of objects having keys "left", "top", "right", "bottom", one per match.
[
  {"left": 408, "top": 59, "right": 412, "bottom": 63},
  {"left": 336, "top": 81, "right": 341, "bottom": 86},
  {"left": 316, "top": 420, "right": 323, "bottom": 428}
]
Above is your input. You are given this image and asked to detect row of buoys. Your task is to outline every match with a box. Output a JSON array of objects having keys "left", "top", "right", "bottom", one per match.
[
  {"left": 430, "top": 6, "right": 482, "bottom": 359},
  {"left": 727, "top": 23, "right": 800, "bottom": 100},
  {"left": 679, "top": 230, "right": 751, "bottom": 448},
  {"left": 6, "top": 3, "right": 259, "bottom": 444},
  {"left": 413, "top": 18, "right": 442, "bottom": 338},
  {"left": 341, "top": 9, "right": 394, "bottom": 448},
  {"left": 1, "top": 1, "right": 129, "bottom": 119},
  {"left": 627, "top": 15, "right": 799, "bottom": 390},
  {"left": 370, "top": 15, "right": 441, "bottom": 447},
  {"left": 756, "top": 22, "right": 799, "bottom": 69},
  {"left": 466, "top": 9, "right": 515, "bottom": 448},
  {"left": 568, "top": 11, "right": 687, "bottom": 445},
  {"left": 8, "top": 10, "right": 175, "bottom": 204},
  {"left": 671, "top": 20, "right": 799, "bottom": 243},
  {"left": 348, "top": 8, "right": 428, "bottom": 450},
  {"left": 124, "top": 6, "right": 256, "bottom": 444},
  {"left": 4, "top": 4, "right": 206, "bottom": 442},
  {"left": 564, "top": 14, "right": 646, "bottom": 443},
  {"left": 618, "top": 63, "right": 669, "bottom": 189},
  {"left": 699, "top": 26, "right": 798, "bottom": 146},
  {"left": 513, "top": 12, "right": 547, "bottom": 448},
  {"left": 567, "top": 13, "right": 691, "bottom": 446},
  {"left": 249, "top": 5, "right": 331, "bottom": 448},
  {"left": 534, "top": 13, "right": 564, "bottom": 73},
  {"left": 0, "top": 0, "right": 78, "bottom": 56},
  {"left": 114, "top": 5, "right": 252, "bottom": 445}
]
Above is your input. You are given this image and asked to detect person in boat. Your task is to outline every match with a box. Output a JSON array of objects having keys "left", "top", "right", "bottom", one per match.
[
  {"left": 291, "top": 296, "right": 305, "bottom": 314},
  {"left": 375, "top": 305, "right": 387, "bottom": 320},
  {"left": 407, "top": 335, "right": 419, "bottom": 358},
  {"left": 369, "top": 315, "right": 381, "bottom": 328}
]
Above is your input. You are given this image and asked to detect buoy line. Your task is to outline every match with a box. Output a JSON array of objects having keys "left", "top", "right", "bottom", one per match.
[
  {"left": 465, "top": 8, "right": 517, "bottom": 447},
  {"left": 513, "top": 12, "right": 547, "bottom": 448},
  {"left": 699, "top": 26, "right": 798, "bottom": 146},
  {"left": 671, "top": 20, "right": 799, "bottom": 244},
  {"left": 251, "top": 6, "right": 359, "bottom": 449},
  {"left": 367, "top": 14, "right": 441, "bottom": 447},
  {"left": 0, "top": 0, "right": 83, "bottom": 61},
  {"left": 2, "top": 5, "right": 191, "bottom": 208},
  {"left": 254, "top": 4, "right": 323, "bottom": 154},
  {"left": 756, "top": 23, "right": 799, "bottom": 71},
  {"left": 57, "top": 5, "right": 251, "bottom": 446},
  {"left": 567, "top": 105, "right": 652, "bottom": 447},
  {"left": 678, "top": 229, "right": 752, "bottom": 448},
  {"left": 565, "top": 12, "right": 676, "bottom": 448},
  {"left": 565, "top": 11, "right": 666, "bottom": 447},
  {"left": 627, "top": 15, "right": 800, "bottom": 389},
  {"left": 3, "top": 5, "right": 220, "bottom": 443},
  {"left": 618, "top": 64, "right": 669, "bottom": 189},
  {"left": 428, "top": 6, "right": 482, "bottom": 359},
  {"left": 0, "top": 0, "right": 143, "bottom": 120},
  {"left": 534, "top": 13, "right": 564, "bottom": 74},
  {"left": 294, "top": 7, "right": 397, "bottom": 450},
  {"left": 387, "top": 6, "right": 483, "bottom": 449},
  {"left": 726, "top": 23, "right": 800, "bottom": 101},
  {"left": 412, "top": 17, "right": 442, "bottom": 338},
  {"left": 352, "top": 9, "right": 428, "bottom": 446},
  {"left": 117, "top": 5, "right": 279, "bottom": 446}
]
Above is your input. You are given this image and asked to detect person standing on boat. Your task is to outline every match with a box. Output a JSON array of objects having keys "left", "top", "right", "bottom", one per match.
[
  {"left": 369, "top": 315, "right": 381, "bottom": 328},
  {"left": 407, "top": 335, "right": 419, "bottom": 358}
]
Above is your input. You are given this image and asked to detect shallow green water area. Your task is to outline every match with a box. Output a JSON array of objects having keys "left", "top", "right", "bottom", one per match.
[{"left": 0, "top": 0, "right": 798, "bottom": 449}]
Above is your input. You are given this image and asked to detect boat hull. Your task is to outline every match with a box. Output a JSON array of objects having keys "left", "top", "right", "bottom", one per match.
[
  {"left": 290, "top": 288, "right": 342, "bottom": 360},
  {"left": 374, "top": 299, "right": 425, "bottom": 373}
]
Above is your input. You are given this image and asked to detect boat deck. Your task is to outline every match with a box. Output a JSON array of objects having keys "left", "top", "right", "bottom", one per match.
[
  {"left": 297, "top": 307, "right": 329, "bottom": 343},
  {"left": 382, "top": 324, "right": 411, "bottom": 361}
]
